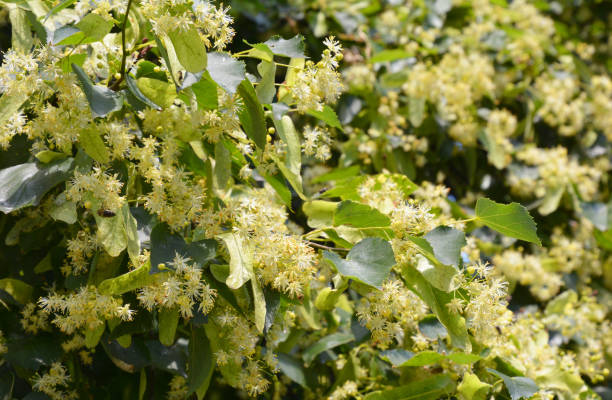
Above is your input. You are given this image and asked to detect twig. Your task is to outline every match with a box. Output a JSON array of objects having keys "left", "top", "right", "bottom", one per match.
[
  {"left": 306, "top": 241, "right": 349, "bottom": 252},
  {"left": 110, "top": 0, "right": 134, "bottom": 90}
]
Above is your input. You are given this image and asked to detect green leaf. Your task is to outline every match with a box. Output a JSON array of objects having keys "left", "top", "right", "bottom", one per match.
[
  {"left": 136, "top": 78, "right": 176, "bottom": 109},
  {"left": 302, "top": 200, "right": 337, "bottom": 228},
  {"left": 369, "top": 49, "right": 413, "bottom": 63},
  {"left": 333, "top": 200, "right": 391, "bottom": 228},
  {"left": 424, "top": 226, "right": 466, "bottom": 266},
  {"left": 580, "top": 201, "right": 608, "bottom": 231},
  {"left": 302, "top": 332, "right": 354, "bottom": 365},
  {"left": 263, "top": 35, "right": 305, "bottom": 58},
  {"left": 0, "top": 90, "right": 27, "bottom": 126},
  {"left": 245, "top": 42, "right": 274, "bottom": 62},
  {"left": 363, "top": 374, "right": 455, "bottom": 400},
  {"left": 214, "top": 141, "right": 231, "bottom": 190},
  {"left": 8, "top": 4, "right": 33, "bottom": 53},
  {"left": 85, "top": 323, "right": 105, "bottom": 348},
  {"left": 44, "top": 0, "right": 76, "bottom": 21},
  {"left": 72, "top": 63, "right": 123, "bottom": 118},
  {"left": 95, "top": 208, "right": 127, "bottom": 257},
  {"left": 324, "top": 237, "right": 396, "bottom": 289},
  {"left": 414, "top": 254, "right": 458, "bottom": 292},
  {"left": 274, "top": 115, "right": 301, "bottom": 181},
  {"left": 306, "top": 105, "right": 343, "bottom": 130},
  {"left": 487, "top": 369, "right": 538, "bottom": 400},
  {"left": 256, "top": 60, "right": 276, "bottom": 103},
  {"left": 207, "top": 52, "right": 246, "bottom": 95},
  {"left": 149, "top": 224, "right": 216, "bottom": 273},
  {"left": 79, "top": 128, "right": 110, "bottom": 164},
  {"left": 121, "top": 205, "right": 140, "bottom": 266},
  {"left": 217, "top": 232, "right": 252, "bottom": 290},
  {"left": 5, "top": 336, "right": 62, "bottom": 371},
  {"left": 237, "top": 79, "right": 267, "bottom": 149},
  {"left": 75, "top": 13, "right": 113, "bottom": 42},
  {"left": 401, "top": 265, "right": 470, "bottom": 350},
  {"left": 191, "top": 75, "right": 218, "bottom": 110},
  {"left": 538, "top": 185, "right": 564, "bottom": 216},
  {"left": 380, "top": 349, "right": 414, "bottom": 366},
  {"left": 251, "top": 273, "right": 266, "bottom": 333},
  {"left": 314, "top": 277, "right": 349, "bottom": 310},
  {"left": 312, "top": 165, "right": 360, "bottom": 184},
  {"left": 168, "top": 27, "right": 207, "bottom": 73},
  {"left": 0, "top": 278, "right": 33, "bottom": 304},
  {"left": 187, "top": 326, "right": 214, "bottom": 395},
  {"left": 409, "top": 96, "right": 426, "bottom": 127},
  {"left": 447, "top": 353, "right": 482, "bottom": 364},
  {"left": 48, "top": 193, "right": 77, "bottom": 224},
  {"left": 418, "top": 315, "right": 448, "bottom": 339},
  {"left": 126, "top": 75, "right": 161, "bottom": 110},
  {"left": 277, "top": 353, "right": 308, "bottom": 387},
  {"left": 400, "top": 351, "right": 445, "bottom": 367},
  {"left": 158, "top": 307, "right": 179, "bottom": 346},
  {"left": 458, "top": 373, "right": 491, "bottom": 400},
  {"left": 475, "top": 198, "right": 541, "bottom": 245},
  {"left": 98, "top": 262, "right": 165, "bottom": 295},
  {"left": 0, "top": 158, "right": 74, "bottom": 213},
  {"left": 35, "top": 150, "right": 68, "bottom": 164}
]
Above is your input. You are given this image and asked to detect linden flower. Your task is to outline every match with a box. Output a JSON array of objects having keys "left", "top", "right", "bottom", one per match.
[
  {"left": 290, "top": 37, "right": 344, "bottom": 113},
  {"left": 32, "top": 363, "right": 77, "bottom": 400}
]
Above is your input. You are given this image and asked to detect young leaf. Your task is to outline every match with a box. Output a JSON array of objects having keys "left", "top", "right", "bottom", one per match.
[
  {"left": 136, "top": 78, "right": 176, "bottom": 109},
  {"left": 324, "top": 237, "right": 396, "bottom": 289},
  {"left": 475, "top": 198, "right": 541, "bottom": 245},
  {"left": 168, "top": 27, "right": 207, "bottom": 73},
  {"left": 0, "top": 90, "right": 27, "bottom": 126},
  {"left": 302, "top": 332, "right": 354, "bottom": 365},
  {"left": 400, "top": 351, "right": 445, "bottom": 367},
  {"left": 263, "top": 35, "right": 306, "bottom": 58},
  {"left": 363, "top": 374, "right": 455, "bottom": 400},
  {"left": 424, "top": 226, "right": 466, "bottom": 266},
  {"left": 487, "top": 369, "right": 538, "bottom": 400},
  {"left": 207, "top": 52, "right": 246, "bottom": 95},
  {"left": 121, "top": 205, "right": 140, "bottom": 266},
  {"left": 277, "top": 353, "right": 308, "bottom": 388},
  {"left": 79, "top": 129, "right": 110, "bottom": 164},
  {"left": 187, "top": 326, "right": 214, "bottom": 395},
  {"left": 190, "top": 75, "right": 218, "bottom": 110},
  {"left": 214, "top": 141, "right": 231, "bottom": 190},
  {"left": 237, "top": 79, "right": 267, "bottom": 149},
  {"left": 0, "top": 278, "right": 33, "bottom": 304},
  {"left": 274, "top": 116, "right": 302, "bottom": 186},
  {"left": 75, "top": 13, "right": 113, "bottom": 42},
  {"left": 98, "top": 262, "right": 162, "bottom": 295},
  {"left": 126, "top": 75, "right": 162, "bottom": 110},
  {"left": 306, "top": 105, "right": 343, "bottom": 130},
  {"left": 72, "top": 64, "right": 123, "bottom": 118},
  {"left": 158, "top": 307, "right": 179, "bottom": 346},
  {"left": 94, "top": 209, "right": 127, "bottom": 257},
  {"left": 458, "top": 373, "right": 491, "bottom": 400},
  {"left": 0, "top": 158, "right": 74, "bottom": 213},
  {"left": 408, "top": 96, "right": 426, "bottom": 127},
  {"left": 217, "top": 232, "right": 253, "bottom": 290},
  {"left": 250, "top": 273, "right": 266, "bottom": 333},
  {"left": 256, "top": 60, "right": 276, "bottom": 103},
  {"left": 8, "top": 5, "right": 33, "bottom": 53},
  {"left": 333, "top": 200, "right": 391, "bottom": 228},
  {"left": 401, "top": 265, "right": 470, "bottom": 350}
]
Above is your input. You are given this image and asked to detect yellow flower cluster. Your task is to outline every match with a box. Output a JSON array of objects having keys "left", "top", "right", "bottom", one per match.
[
  {"left": 39, "top": 286, "right": 133, "bottom": 334},
  {"left": 31, "top": 362, "right": 78, "bottom": 400},
  {"left": 138, "top": 254, "right": 217, "bottom": 318}
]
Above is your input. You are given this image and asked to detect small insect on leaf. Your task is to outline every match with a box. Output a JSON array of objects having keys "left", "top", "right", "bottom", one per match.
[{"left": 97, "top": 209, "right": 116, "bottom": 218}]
